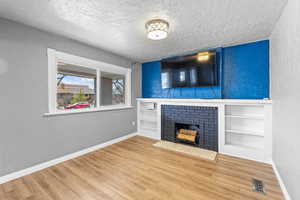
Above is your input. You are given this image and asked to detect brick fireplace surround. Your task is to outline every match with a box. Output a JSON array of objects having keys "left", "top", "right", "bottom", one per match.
[{"left": 161, "top": 105, "right": 218, "bottom": 152}]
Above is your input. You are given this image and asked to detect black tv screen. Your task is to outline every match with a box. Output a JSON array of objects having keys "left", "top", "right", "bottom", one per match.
[{"left": 161, "top": 51, "right": 218, "bottom": 89}]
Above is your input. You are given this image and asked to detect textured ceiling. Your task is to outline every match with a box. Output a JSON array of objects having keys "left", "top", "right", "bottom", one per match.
[{"left": 0, "top": 0, "right": 287, "bottom": 62}]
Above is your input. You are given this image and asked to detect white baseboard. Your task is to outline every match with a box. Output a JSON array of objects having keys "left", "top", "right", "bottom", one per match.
[
  {"left": 137, "top": 132, "right": 161, "bottom": 140},
  {"left": 271, "top": 161, "right": 292, "bottom": 200},
  {"left": 219, "top": 150, "right": 271, "bottom": 164},
  {"left": 0, "top": 132, "right": 138, "bottom": 184}
]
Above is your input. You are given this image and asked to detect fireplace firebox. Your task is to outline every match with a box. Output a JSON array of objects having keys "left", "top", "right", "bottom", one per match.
[{"left": 175, "top": 123, "right": 201, "bottom": 146}]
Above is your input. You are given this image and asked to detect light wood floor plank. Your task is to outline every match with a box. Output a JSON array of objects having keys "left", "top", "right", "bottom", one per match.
[{"left": 0, "top": 136, "right": 284, "bottom": 200}]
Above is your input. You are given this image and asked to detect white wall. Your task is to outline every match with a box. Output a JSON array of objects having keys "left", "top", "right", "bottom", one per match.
[{"left": 270, "top": 0, "right": 300, "bottom": 199}]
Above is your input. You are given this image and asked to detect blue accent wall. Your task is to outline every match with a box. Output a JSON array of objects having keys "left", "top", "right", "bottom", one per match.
[
  {"left": 142, "top": 40, "right": 269, "bottom": 99},
  {"left": 222, "top": 40, "right": 269, "bottom": 99}
]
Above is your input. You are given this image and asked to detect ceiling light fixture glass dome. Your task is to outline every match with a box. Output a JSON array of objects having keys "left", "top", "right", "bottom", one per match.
[{"left": 145, "top": 19, "right": 169, "bottom": 40}]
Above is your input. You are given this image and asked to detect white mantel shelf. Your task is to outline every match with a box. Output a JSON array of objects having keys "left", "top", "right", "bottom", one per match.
[
  {"left": 137, "top": 98, "right": 272, "bottom": 105},
  {"left": 137, "top": 98, "right": 272, "bottom": 163}
]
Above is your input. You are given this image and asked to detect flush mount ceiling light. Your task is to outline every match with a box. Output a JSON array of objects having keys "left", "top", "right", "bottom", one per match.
[{"left": 145, "top": 19, "right": 169, "bottom": 40}]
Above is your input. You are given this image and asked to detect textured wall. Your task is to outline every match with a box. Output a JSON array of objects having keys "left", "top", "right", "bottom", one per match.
[
  {"left": 0, "top": 18, "right": 138, "bottom": 176},
  {"left": 142, "top": 40, "right": 269, "bottom": 99},
  {"left": 270, "top": 0, "right": 300, "bottom": 199},
  {"left": 222, "top": 40, "right": 269, "bottom": 99}
]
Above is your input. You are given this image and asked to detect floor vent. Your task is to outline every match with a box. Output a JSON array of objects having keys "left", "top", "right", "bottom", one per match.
[{"left": 252, "top": 178, "right": 266, "bottom": 194}]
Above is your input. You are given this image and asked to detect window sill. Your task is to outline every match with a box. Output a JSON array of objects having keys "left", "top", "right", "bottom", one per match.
[{"left": 44, "top": 105, "right": 134, "bottom": 117}]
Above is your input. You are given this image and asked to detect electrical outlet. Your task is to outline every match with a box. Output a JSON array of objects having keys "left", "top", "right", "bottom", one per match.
[{"left": 131, "top": 121, "right": 136, "bottom": 126}]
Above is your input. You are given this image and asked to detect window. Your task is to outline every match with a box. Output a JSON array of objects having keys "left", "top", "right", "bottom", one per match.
[
  {"left": 101, "top": 72, "right": 125, "bottom": 106},
  {"left": 179, "top": 71, "right": 186, "bottom": 82},
  {"left": 189, "top": 68, "right": 197, "bottom": 85},
  {"left": 161, "top": 72, "right": 169, "bottom": 89},
  {"left": 57, "top": 63, "right": 97, "bottom": 111},
  {"left": 47, "top": 49, "right": 131, "bottom": 115}
]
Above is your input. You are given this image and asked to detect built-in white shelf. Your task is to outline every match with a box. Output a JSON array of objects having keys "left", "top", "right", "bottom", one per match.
[
  {"left": 140, "top": 116, "right": 157, "bottom": 123},
  {"left": 225, "top": 114, "right": 264, "bottom": 120},
  {"left": 140, "top": 125, "right": 157, "bottom": 132},
  {"left": 224, "top": 144, "right": 264, "bottom": 151},
  {"left": 137, "top": 98, "right": 272, "bottom": 163},
  {"left": 224, "top": 104, "right": 270, "bottom": 162},
  {"left": 141, "top": 109, "right": 156, "bottom": 113},
  {"left": 225, "top": 129, "right": 264, "bottom": 137},
  {"left": 138, "top": 101, "right": 159, "bottom": 138}
]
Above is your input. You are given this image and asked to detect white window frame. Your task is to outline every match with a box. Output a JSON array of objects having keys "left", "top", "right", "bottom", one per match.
[{"left": 46, "top": 48, "right": 132, "bottom": 116}]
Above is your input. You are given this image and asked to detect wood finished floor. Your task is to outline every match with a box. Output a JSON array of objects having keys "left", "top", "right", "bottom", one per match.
[{"left": 0, "top": 136, "right": 284, "bottom": 200}]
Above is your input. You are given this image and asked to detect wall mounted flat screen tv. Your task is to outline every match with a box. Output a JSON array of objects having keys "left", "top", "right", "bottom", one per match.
[{"left": 161, "top": 51, "right": 218, "bottom": 89}]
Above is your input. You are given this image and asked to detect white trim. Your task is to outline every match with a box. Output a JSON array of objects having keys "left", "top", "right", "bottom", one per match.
[
  {"left": 96, "top": 69, "right": 101, "bottom": 108},
  {"left": 218, "top": 104, "right": 225, "bottom": 154},
  {"left": 137, "top": 98, "right": 272, "bottom": 105},
  {"left": 271, "top": 161, "right": 292, "bottom": 200},
  {"left": 47, "top": 48, "right": 132, "bottom": 115},
  {"left": 44, "top": 105, "right": 134, "bottom": 116},
  {"left": 47, "top": 49, "right": 57, "bottom": 113},
  {"left": 220, "top": 150, "right": 271, "bottom": 164},
  {"left": 125, "top": 70, "right": 132, "bottom": 106},
  {"left": 156, "top": 103, "right": 162, "bottom": 140},
  {"left": 0, "top": 132, "right": 138, "bottom": 184}
]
